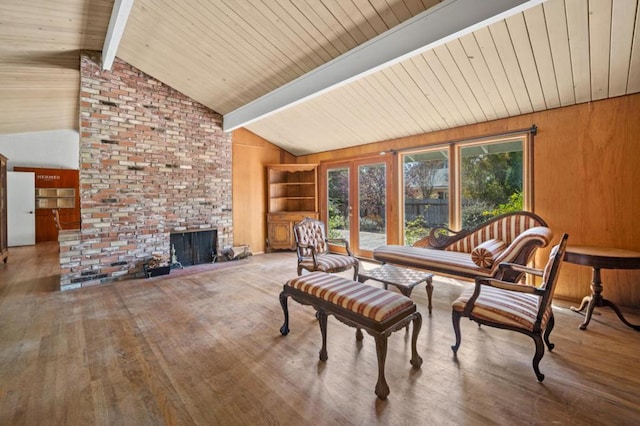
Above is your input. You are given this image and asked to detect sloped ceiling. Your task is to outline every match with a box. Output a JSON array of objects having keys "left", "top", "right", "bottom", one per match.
[
  {"left": 0, "top": 0, "right": 113, "bottom": 133},
  {"left": 1, "top": 0, "right": 639, "bottom": 155}
]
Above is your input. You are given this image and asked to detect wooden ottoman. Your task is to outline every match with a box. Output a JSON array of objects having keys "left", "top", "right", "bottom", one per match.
[{"left": 279, "top": 271, "right": 423, "bottom": 400}]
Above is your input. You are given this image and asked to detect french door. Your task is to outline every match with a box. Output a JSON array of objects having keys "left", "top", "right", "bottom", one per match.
[{"left": 322, "top": 155, "right": 396, "bottom": 258}]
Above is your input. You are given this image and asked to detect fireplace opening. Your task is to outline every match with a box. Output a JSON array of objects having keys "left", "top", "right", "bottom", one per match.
[{"left": 170, "top": 228, "right": 218, "bottom": 267}]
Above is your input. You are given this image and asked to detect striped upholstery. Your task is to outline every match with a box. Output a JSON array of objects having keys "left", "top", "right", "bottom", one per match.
[
  {"left": 299, "top": 254, "right": 359, "bottom": 273},
  {"left": 450, "top": 236, "right": 568, "bottom": 382},
  {"left": 452, "top": 285, "right": 551, "bottom": 331},
  {"left": 373, "top": 226, "right": 553, "bottom": 278},
  {"left": 294, "top": 217, "right": 359, "bottom": 278},
  {"left": 470, "top": 238, "right": 506, "bottom": 267},
  {"left": 286, "top": 272, "right": 414, "bottom": 322},
  {"left": 445, "top": 214, "right": 544, "bottom": 253}
]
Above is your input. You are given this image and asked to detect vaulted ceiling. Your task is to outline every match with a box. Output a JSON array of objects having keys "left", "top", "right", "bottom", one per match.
[{"left": 1, "top": 0, "right": 639, "bottom": 155}]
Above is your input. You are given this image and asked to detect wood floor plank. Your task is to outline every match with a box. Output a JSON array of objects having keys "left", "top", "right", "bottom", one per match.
[{"left": 0, "top": 242, "right": 639, "bottom": 424}]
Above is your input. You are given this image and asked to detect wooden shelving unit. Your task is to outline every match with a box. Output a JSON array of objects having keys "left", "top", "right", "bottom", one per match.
[
  {"left": 35, "top": 188, "right": 76, "bottom": 209},
  {"left": 266, "top": 164, "right": 318, "bottom": 251}
]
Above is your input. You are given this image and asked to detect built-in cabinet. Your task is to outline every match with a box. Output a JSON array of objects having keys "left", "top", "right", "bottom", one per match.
[
  {"left": 0, "top": 154, "right": 8, "bottom": 263},
  {"left": 14, "top": 167, "right": 80, "bottom": 243},
  {"left": 266, "top": 164, "right": 318, "bottom": 251}
]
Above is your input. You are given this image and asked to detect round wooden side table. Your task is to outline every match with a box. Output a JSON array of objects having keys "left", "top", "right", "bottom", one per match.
[{"left": 564, "top": 245, "right": 640, "bottom": 331}]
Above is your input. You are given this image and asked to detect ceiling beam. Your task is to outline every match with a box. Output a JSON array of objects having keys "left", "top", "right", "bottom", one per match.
[
  {"left": 101, "top": 0, "right": 135, "bottom": 71},
  {"left": 223, "top": 0, "right": 546, "bottom": 132}
]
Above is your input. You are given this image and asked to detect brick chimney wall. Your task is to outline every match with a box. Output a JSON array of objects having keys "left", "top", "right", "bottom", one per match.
[{"left": 60, "top": 52, "right": 232, "bottom": 290}]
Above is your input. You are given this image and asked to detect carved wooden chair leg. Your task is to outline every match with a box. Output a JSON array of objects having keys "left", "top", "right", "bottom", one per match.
[
  {"left": 532, "top": 334, "right": 545, "bottom": 382},
  {"left": 451, "top": 310, "right": 462, "bottom": 354},
  {"left": 297, "top": 266, "right": 303, "bottom": 276},
  {"left": 410, "top": 313, "right": 423, "bottom": 367},
  {"left": 317, "top": 309, "right": 329, "bottom": 361},
  {"left": 543, "top": 314, "right": 555, "bottom": 351},
  {"left": 279, "top": 292, "right": 290, "bottom": 336},
  {"left": 352, "top": 262, "right": 359, "bottom": 281},
  {"left": 374, "top": 334, "right": 390, "bottom": 400}
]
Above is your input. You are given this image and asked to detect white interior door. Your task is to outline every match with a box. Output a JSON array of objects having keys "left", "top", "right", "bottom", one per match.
[{"left": 7, "top": 171, "right": 36, "bottom": 246}]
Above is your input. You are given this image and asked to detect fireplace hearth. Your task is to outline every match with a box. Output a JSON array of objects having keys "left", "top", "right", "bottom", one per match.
[{"left": 170, "top": 228, "right": 218, "bottom": 267}]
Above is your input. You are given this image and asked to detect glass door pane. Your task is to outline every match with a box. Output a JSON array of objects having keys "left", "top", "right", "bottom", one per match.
[
  {"left": 402, "top": 149, "right": 450, "bottom": 245},
  {"left": 358, "top": 163, "right": 386, "bottom": 251},
  {"left": 459, "top": 139, "right": 524, "bottom": 228},
  {"left": 327, "top": 167, "right": 350, "bottom": 240}
]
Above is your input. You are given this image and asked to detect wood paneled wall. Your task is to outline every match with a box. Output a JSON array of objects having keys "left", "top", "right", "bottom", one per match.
[
  {"left": 232, "top": 128, "right": 295, "bottom": 254},
  {"left": 297, "top": 94, "right": 640, "bottom": 309}
]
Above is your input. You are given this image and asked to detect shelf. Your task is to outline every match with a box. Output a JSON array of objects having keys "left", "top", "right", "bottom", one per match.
[
  {"left": 36, "top": 188, "right": 75, "bottom": 198},
  {"left": 37, "top": 198, "right": 75, "bottom": 209},
  {"left": 35, "top": 187, "right": 76, "bottom": 209},
  {"left": 266, "top": 164, "right": 318, "bottom": 251}
]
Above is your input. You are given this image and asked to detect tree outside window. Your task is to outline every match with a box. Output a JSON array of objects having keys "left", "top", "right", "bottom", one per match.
[{"left": 402, "top": 137, "right": 528, "bottom": 245}]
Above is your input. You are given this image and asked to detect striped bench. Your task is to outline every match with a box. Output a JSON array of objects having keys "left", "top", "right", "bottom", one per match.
[{"left": 279, "top": 271, "right": 422, "bottom": 400}]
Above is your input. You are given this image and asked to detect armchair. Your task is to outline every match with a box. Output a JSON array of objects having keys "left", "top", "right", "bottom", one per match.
[
  {"left": 293, "top": 217, "right": 359, "bottom": 280},
  {"left": 451, "top": 233, "right": 568, "bottom": 381}
]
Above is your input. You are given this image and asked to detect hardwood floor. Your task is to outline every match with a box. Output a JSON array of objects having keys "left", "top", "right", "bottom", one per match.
[{"left": 1, "top": 243, "right": 639, "bottom": 425}]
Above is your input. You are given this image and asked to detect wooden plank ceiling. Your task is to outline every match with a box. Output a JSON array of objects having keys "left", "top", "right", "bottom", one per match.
[
  {"left": 1, "top": 0, "right": 639, "bottom": 155},
  {"left": 0, "top": 0, "right": 113, "bottom": 133}
]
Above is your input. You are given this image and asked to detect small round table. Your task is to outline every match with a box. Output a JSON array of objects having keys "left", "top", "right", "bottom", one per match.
[{"left": 564, "top": 245, "right": 640, "bottom": 331}]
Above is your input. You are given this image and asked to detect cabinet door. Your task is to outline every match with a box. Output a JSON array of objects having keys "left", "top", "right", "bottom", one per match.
[{"left": 267, "top": 221, "right": 293, "bottom": 251}]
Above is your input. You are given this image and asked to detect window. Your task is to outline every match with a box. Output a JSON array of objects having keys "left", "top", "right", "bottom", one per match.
[
  {"left": 402, "top": 135, "right": 531, "bottom": 245},
  {"left": 327, "top": 167, "right": 350, "bottom": 240},
  {"left": 458, "top": 139, "right": 526, "bottom": 228},
  {"left": 403, "top": 149, "right": 450, "bottom": 245}
]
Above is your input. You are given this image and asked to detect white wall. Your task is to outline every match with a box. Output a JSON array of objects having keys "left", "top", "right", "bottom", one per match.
[{"left": 0, "top": 129, "right": 79, "bottom": 170}]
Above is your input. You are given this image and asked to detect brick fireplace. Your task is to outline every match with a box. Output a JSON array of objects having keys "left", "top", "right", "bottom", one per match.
[{"left": 59, "top": 52, "right": 232, "bottom": 290}]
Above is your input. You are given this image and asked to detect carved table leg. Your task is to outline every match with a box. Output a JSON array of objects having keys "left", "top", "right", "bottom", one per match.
[
  {"left": 572, "top": 267, "right": 640, "bottom": 331},
  {"left": 425, "top": 277, "right": 433, "bottom": 315},
  {"left": 279, "top": 291, "right": 290, "bottom": 336},
  {"left": 397, "top": 286, "right": 413, "bottom": 331},
  {"left": 600, "top": 299, "right": 640, "bottom": 331},
  {"left": 374, "top": 333, "right": 390, "bottom": 400},
  {"left": 577, "top": 267, "right": 603, "bottom": 330},
  {"left": 570, "top": 294, "right": 592, "bottom": 313},
  {"left": 317, "top": 310, "right": 329, "bottom": 361},
  {"left": 410, "top": 312, "right": 423, "bottom": 368},
  {"left": 579, "top": 294, "right": 599, "bottom": 330},
  {"left": 571, "top": 268, "right": 602, "bottom": 330}
]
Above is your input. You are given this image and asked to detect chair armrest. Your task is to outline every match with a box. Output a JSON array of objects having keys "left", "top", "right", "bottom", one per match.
[
  {"left": 477, "top": 277, "right": 543, "bottom": 295},
  {"left": 326, "top": 238, "right": 354, "bottom": 256},
  {"left": 497, "top": 262, "right": 544, "bottom": 277},
  {"left": 464, "top": 276, "right": 543, "bottom": 315},
  {"left": 327, "top": 238, "right": 348, "bottom": 245}
]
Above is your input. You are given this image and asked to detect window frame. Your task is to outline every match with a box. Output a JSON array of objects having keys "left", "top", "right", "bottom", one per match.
[{"left": 400, "top": 132, "right": 533, "bottom": 243}]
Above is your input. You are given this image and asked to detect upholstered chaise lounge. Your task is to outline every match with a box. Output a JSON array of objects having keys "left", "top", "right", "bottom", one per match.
[{"left": 373, "top": 212, "right": 552, "bottom": 282}]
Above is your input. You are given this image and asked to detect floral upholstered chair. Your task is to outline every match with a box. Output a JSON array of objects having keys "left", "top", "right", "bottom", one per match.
[
  {"left": 451, "top": 233, "right": 568, "bottom": 382},
  {"left": 293, "top": 217, "right": 359, "bottom": 280}
]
